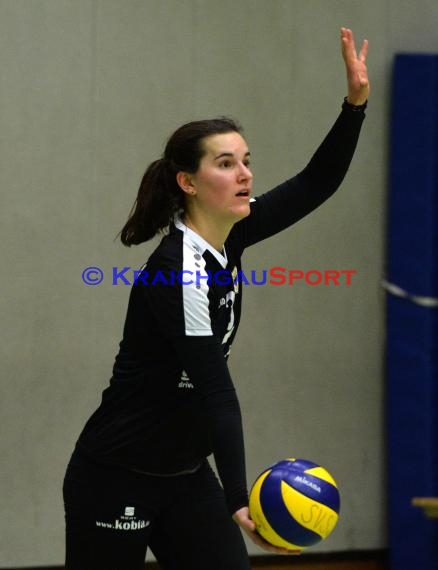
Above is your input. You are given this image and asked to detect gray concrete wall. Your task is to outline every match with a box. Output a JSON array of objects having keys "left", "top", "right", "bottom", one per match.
[{"left": 1, "top": 0, "right": 437, "bottom": 566}]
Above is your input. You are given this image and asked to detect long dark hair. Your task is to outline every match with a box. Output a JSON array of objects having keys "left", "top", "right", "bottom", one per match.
[{"left": 120, "top": 117, "right": 242, "bottom": 246}]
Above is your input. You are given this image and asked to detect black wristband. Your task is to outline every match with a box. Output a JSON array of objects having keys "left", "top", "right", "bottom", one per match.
[{"left": 342, "top": 96, "right": 367, "bottom": 112}]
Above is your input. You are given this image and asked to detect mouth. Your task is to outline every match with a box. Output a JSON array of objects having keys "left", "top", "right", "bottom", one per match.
[{"left": 235, "top": 189, "right": 250, "bottom": 197}]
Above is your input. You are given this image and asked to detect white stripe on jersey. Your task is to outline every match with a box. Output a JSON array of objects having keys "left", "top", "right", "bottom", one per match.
[
  {"left": 175, "top": 217, "right": 230, "bottom": 337},
  {"left": 181, "top": 235, "right": 213, "bottom": 336}
]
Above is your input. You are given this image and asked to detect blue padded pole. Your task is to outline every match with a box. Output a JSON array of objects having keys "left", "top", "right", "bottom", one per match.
[{"left": 387, "top": 54, "right": 438, "bottom": 570}]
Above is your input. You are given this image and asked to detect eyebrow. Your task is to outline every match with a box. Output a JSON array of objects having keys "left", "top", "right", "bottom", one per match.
[{"left": 214, "top": 151, "right": 251, "bottom": 160}]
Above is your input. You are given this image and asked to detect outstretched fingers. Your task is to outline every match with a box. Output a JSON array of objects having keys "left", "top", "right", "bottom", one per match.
[
  {"left": 358, "top": 38, "right": 369, "bottom": 63},
  {"left": 340, "top": 26, "right": 370, "bottom": 104},
  {"left": 340, "top": 27, "right": 357, "bottom": 61}
]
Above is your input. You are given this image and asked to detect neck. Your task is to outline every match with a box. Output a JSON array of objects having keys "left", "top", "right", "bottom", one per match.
[{"left": 182, "top": 212, "right": 233, "bottom": 253}]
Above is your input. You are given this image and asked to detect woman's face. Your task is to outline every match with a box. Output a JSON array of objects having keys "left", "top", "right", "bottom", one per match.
[{"left": 187, "top": 131, "right": 253, "bottom": 224}]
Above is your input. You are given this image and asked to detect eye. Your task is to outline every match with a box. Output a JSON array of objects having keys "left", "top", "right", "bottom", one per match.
[{"left": 219, "top": 160, "right": 233, "bottom": 168}]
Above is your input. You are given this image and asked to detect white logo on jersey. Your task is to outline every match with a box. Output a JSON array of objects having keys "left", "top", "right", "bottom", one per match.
[
  {"left": 222, "top": 290, "right": 236, "bottom": 345},
  {"left": 178, "top": 370, "right": 194, "bottom": 389},
  {"left": 231, "top": 266, "right": 239, "bottom": 293}
]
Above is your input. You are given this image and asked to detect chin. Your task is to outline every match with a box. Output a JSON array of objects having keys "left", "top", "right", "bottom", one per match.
[{"left": 233, "top": 205, "right": 251, "bottom": 222}]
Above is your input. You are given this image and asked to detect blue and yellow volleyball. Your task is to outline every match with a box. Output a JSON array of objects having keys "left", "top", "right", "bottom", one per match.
[{"left": 249, "top": 458, "right": 340, "bottom": 550}]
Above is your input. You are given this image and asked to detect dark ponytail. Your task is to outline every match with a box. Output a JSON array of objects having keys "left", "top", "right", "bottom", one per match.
[
  {"left": 119, "top": 116, "right": 242, "bottom": 246},
  {"left": 120, "top": 158, "right": 183, "bottom": 245}
]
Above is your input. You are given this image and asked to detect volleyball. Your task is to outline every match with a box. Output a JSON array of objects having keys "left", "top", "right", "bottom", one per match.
[{"left": 249, "top": 458, "right": 340, "bottom": 550}]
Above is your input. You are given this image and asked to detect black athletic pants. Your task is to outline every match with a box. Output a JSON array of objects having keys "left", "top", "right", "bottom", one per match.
[{"left": 63, "top": 448, "right": 251, "bottom": 570}]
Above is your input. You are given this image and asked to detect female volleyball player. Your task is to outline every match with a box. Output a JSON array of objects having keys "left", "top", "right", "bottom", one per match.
[{"left": 63, "top": 28, "right": 369, "bottom": 569}]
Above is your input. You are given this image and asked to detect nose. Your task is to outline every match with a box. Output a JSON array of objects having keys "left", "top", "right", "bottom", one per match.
[{"left": 237, "top": 162, "right": 253, "bottom": 181}]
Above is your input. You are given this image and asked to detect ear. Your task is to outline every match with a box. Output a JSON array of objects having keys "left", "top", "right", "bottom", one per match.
[{"left": 176, "top": 171, "right": 196, "bottom": 195}]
